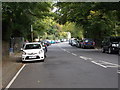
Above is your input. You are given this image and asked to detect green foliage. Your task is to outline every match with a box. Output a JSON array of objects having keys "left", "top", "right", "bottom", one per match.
[
  {"left": 62, "top": 22, "right": 83, "bottom": 39},
  {"left": 55, "top": 2, "right": 120, "bottom": 46},
  {"left": 32, "top": 16, "right": 64, "bottom": 40},
  {"left": 2, "top": 2, "right": 51, "bottom": 41},
  {"left": 3, "top": 2, "right": 120, "bottom": 45}
]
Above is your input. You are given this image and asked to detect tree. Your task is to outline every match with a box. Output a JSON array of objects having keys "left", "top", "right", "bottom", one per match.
[
  {"left": 2, "top": 2, "right": 51, "bottom": 41},
  {"left": 55, "top": 2, "right": 120, "bottom": 46}
]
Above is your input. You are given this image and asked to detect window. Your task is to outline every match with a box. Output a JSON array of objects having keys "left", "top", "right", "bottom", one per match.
[{"left": 25, "top": 44, "right": 41, "bottom": 49}]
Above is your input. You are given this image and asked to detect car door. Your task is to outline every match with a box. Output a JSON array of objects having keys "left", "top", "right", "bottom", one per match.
[
  {"left": 102, "top": 37, "right": 108, "bottom": 50},
  {"left": 105, "top": 37, "right": 111, "bottom": 50}
]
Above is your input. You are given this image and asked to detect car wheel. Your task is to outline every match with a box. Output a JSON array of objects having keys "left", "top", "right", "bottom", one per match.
[
  {"left": 82, "top": 46, "right": 85, "bottom": 49},
  {"left": 108, "top": 48, "right": 112, "bottom": 54},
  {"left": 101, "top": 47, "right": 105, "bottom": 53},
  {"left": 45, "top": 54, "right": 47, "bottom": 58}
]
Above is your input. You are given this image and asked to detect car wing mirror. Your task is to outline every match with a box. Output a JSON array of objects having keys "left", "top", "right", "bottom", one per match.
[
  {"left": 42, "top": 47, "right": 45, "bottom": 49},
  {"left": 20, "top": 48, "right": 23, "bottom": 51}
]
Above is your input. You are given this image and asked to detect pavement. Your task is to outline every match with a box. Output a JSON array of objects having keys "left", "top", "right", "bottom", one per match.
[
  {"left": 2, "top": 52, "right": 23, "bottom": 88},
  {"left": 3, "top": 42, "right": 119, "bottom": 89}
]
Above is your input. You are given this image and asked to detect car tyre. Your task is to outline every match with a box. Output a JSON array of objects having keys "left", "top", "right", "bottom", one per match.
[
  {"left": 119, "top": 49, "right": 120, "bottom": 55},
  {"left": 42, "top": 59, "right": 45, "bottom": 62},
  {"left": 108, "top": 48, "right": 112, "bottom": 54},
  {"left": 101, "top": 47, "right": 105, "bottom": 53},
  {"left": 82, "top": 46, "right": 85, "bottom": 49}
]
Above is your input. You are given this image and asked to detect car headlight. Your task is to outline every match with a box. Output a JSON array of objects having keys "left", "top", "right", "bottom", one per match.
[
  {"left": 112, "top": 44, "right": 119, "bottom": 47},
  {"left": 39, "top": 50, "right": 44, "bottom": 54},
  {"left": 22, "top": 51, "right": 26, "bottom": 55}
]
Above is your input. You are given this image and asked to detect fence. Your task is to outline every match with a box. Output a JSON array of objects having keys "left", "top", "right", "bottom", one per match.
[{"left": 9, "top": 37, "right": 24, "bottom": 54}]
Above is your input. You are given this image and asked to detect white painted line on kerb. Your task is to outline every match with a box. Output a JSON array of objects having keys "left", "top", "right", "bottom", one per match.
[
  {"left": 5, "top": 64, "right": 26, "bottom": 89},
  {"left": 71, "top": 53, "right": 77, "bottom": 56},
  {"left": 91, "top": 61, "right": 107, "bottom": 68}
]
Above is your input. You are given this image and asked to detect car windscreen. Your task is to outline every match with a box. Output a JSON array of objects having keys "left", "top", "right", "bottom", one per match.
[
  {"left": 110, "top": 37, "right": 120, "bottom": 42},
  {"left": 84, "top": 39, "right": 93, "bottom": 42},
  {"left": 24, "top": 44, "right": 41, "bottom": 49}
]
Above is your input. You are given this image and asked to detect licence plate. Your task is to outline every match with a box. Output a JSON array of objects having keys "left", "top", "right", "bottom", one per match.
[
  {"left": 88, "top": 43, "right": 91, "bottom": 45},
  {"left": 29, "top": 56, "right": 36, "bottom": 58}
]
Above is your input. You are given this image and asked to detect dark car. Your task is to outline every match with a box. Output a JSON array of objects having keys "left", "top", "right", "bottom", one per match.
[
  {"left": 44, "top": 40, "right": 51, "bottom": 46},
  {"left": 81, "top": 38, "right": 95, "bottom": 49},
  {"left": 101, "top": 36, "right": 120, "bottom": 54},
  {"left": 39, "top": 41, "right": 47, "bottom": 53}
]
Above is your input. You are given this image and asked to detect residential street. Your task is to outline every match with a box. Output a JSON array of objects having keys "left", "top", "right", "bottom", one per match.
[{"left": 9, "top": 42, "right": 119, "bottom": 88}]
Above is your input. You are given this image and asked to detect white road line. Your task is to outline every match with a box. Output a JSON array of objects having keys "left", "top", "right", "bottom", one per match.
[
  {"left": 117, "top": 70, "right": 120, "bottom": 74},
  {"left": 63, "top": 49, "right": 66, "bottom": 51},
  {"left": 71, "top": 53, "right": 77, "bottom": 56},
  {"left": 5, "top": 64, "right": 26, "bottom": 89},
  {"left": 79, "top": 56, "right": 88, "bottom": 60},
  {"left": 101, "top": 61, "right": 119, "bottom": 66},
  {"left": 91, "top": 61, "right": 107, "bottom": 68},
  {"left": 100, "top": 61, "right": 120, "bottom": 68},
  {"left": 66, "top": 51, "right": 70, "bottom": 53},
  {"left": 106, "top": 66, "right": 119, "bottom": 68},
  {"left": 79, "top": 56, "right": 92, "bottom": 60}
]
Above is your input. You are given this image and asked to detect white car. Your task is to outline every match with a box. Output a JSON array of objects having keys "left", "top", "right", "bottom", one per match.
[{"left": 21, "top": 42, "right": 45, "bottom": 62}]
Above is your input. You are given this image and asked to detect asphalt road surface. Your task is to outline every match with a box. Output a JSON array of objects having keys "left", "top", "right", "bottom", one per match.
[{"left": 8, "top": 42, "right": 120, "bottom": 88}]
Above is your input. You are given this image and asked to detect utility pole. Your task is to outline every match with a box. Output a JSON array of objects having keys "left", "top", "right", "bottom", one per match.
[{"left": 31, "top": 25, "right": 33, "bottom": 42}]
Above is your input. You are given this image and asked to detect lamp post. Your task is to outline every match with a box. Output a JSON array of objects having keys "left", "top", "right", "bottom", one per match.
[{"left": 31, "top": 25, "right": 33, "bottom": 42}]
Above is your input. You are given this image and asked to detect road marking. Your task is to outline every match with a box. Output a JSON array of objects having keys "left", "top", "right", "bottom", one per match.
[
  {"left": 5, "top": 64, "right": 26, "bottom": 89},
  {"left": 100, "top": 61, "right": 119, "bottom": 66},
  {"left": 91, "top": 61, "right": 107, "bottom": 68},
  {"left": 79, "top": 56, "right": 92, "bottom": 60},
  {"left": 58, "top": 45, "right": 120, "bottom": 69},
  {"left": 99, "top": 61, "right": 120, "bottom": 68},
  {"left": 63, "top": 49, "right": 66, "bottom": 51},
  {"left": 66, "top": 51, "right": 70, "bottom": 53},
  {"left": 117, "top": 70, "right": 120, "bottom": 74},
  {"left": 71, "top": 53, "right": 77, "bottom": 56}
]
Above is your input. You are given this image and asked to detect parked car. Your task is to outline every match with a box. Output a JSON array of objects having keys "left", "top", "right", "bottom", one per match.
[
  {"left": 21, "top": 42, "right": 45, "bottom": 62},
  {"left": 50, "top": 40, "right": 55, "bottom": 44},
  {"left": 81, "top": 38, "right": 95, "bottom": 49},
  {"left": 101, "top": 36, "right": 120, "bottom": 54},
  {"left": 69, "top": 38, "right": 76, "bottom": 45},
  {"left": 71, "top": 39, "right": 77, "bottom": 46},
  {"left": 55, "top": 40, "right": 61, "bottom": 43},
  {"left": 69, "top": 39, "right": 72, "bottom": 45},
  {"left": 43, "top": 40, "right": 51, "bottom": 46},
  {"left": 40, "top": 41, "right": 48, "bottom": 53},
  {"left": 76, "top": 39, "right": 82, "bottom": 48}
]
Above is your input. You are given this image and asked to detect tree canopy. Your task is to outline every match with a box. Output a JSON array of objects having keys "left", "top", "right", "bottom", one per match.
[
  {"left": 55, "top": 2, "right": 120, "bottom": 46},
  {"left": 2, "top": 2, "right": 120, "bottom": 46},
  {"left": 2, "top": 2, "right": 52, "bottom": 41}
]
